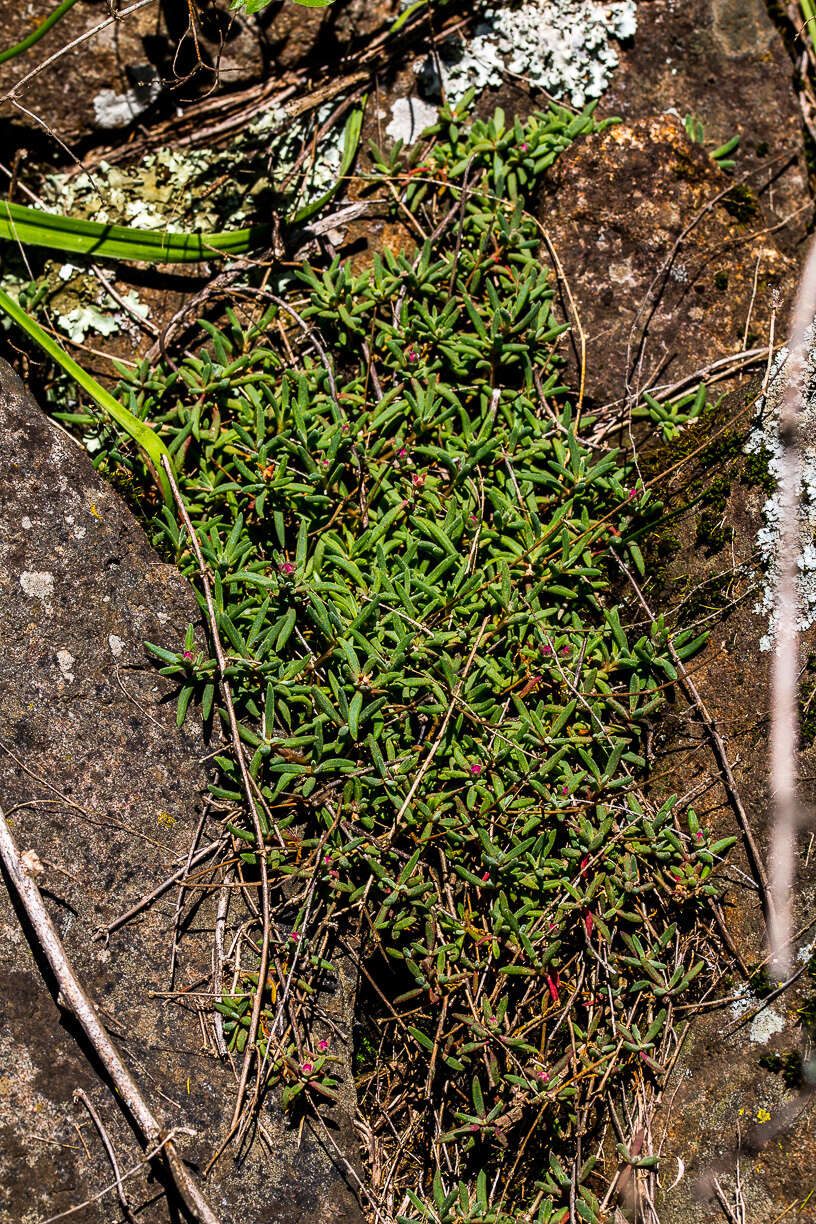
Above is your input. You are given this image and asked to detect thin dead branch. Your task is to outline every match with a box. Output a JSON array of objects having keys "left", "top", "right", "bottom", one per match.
[{"left": 0, "top": 802, "right": 221, "bottom": 1224}]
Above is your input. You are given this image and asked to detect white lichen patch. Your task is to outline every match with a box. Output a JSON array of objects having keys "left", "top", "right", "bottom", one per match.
[
  {"left": 19, "top": 570, "right": 54, "bottom": 600},
  {"left": 56, "top": 649, "right": 75, "bottom": 683},
  {"left": 108, "top": 634, "right": 125, "bottom": 658},
  {"left": 92, "top": 73, "right": 161, "bottom": 131},
  {"left": 386, "top": 95, "right": 440, "bottom": 145},
  {"left": 749, "top": 1006, "right": 785, "bottom": 1044},
  {"left": 745, "top": 334, "right": 816, "bottom": 651},
  {"left": 420, "top": 0, "right": 638, "bottom": 110}
]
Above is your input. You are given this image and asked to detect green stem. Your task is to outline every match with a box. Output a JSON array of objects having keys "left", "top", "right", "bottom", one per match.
[
  {"left": 0, "top": 0, "right": 82, "bottom": 66},
  {"left": 0, "top": 287, "right": 174, "bottom": 502}
]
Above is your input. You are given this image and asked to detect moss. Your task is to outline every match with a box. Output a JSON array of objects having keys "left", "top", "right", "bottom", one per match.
[
  {"left": 759, "top": 1051, "right": 804, "bottom": 1088},
  {"left": 720, "top": 184, "right": 759, "bottom": 223},
  {"left": 742, "top": 445, "right": 775, "bottom": 494}
]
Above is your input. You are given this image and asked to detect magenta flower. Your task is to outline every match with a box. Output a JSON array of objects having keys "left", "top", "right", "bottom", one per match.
[
  {"left": 481, "top": 871, "right": 490, "bottom": 882},
  {"left": 318, "top": 1039, "right": 329, "bottom": 1051},
  {"left": 302, "top": 1062, "right": 312, "bottom": 1074},
  {"left": 561, "top": 785, "right": 568, "bottom": 795},
  {"left": 342, "top": 423, "right": 349, "bottom": 432},
  {"left": 628, "top": 488, "right": 637, "bottom": 499},
  {"left": 407, "top": 350, "right": 417, "bottom": 363},
  {"left": 399, "top": 447, "right": 408, "bottom": 458},
  {"left": 470, "top": 763, "right": 482, "bottom": 776},
  {"left": 560, "top": 645, "right": 570, "bottom": 656},
  {"left": 280, "top": 562, "right": 295, "bottom": 575},
  {"left": 182, "top": 649, "right": 194, "bottom": 661},
  {"left": 290, "top": 932, "right": 299, "bottom": 941},
  {"left": 538, "top": 1071, "right": 549, "bottom": 1081},
  {"left": 696, "top": 831, "right": 703, "bottom": 841},
  {"left": 541, "top": 644, "right": 552, "bottom": 656},
  {"left": 520, "top": 142, "right": 529, "bottom": 151}
]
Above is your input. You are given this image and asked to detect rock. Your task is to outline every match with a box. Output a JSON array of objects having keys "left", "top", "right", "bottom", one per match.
[
  {"left": 633, "top": 382, "right": 816, "bottom": 1221},
  {"left": 0, "top": 361, "right": 362, "bottom": 1224},
  {"left": 541, "top": 111, "right": 802, "bottom": 411},
  {"left": 0, "top": 0, "right": 264, "bottom": 144}
]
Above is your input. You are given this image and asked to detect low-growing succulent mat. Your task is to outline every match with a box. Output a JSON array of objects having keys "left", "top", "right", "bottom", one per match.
[{"left": 0, "top": 359, "right": 362, "bottom": 1224}]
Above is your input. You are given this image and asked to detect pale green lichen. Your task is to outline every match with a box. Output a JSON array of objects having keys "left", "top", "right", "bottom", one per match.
[
  {"left": 42, "top": 102, "right": 347, "bottom": 234},
  {"left": 416, "top": 0, "right": 638, "bottom": 111}
]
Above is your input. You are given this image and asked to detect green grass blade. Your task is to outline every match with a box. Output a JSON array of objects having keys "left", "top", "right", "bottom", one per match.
[
  {"left": 0, "top": 0, "right": 81, "bottom": 66},
  {"left": 0, "top": 287, "right": 173, "bottom": 502},
  {"left": 0, "top": 202, "right": 272, "bottom": 263},
  {"left": 289, "top": 99, "right": 366, "bottom": 225}
]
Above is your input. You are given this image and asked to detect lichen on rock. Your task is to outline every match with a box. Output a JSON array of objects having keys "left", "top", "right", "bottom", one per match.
[
  {"left": 745, "top": 335, "right": 816, "bottom": 651},
  {"left": 417, "top": 0, "right": 637, "bottom": 109}
]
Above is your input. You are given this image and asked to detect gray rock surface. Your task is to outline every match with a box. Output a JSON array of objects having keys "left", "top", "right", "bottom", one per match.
[
  {"left": 542, "top": 0, "right": 810, "bottom": 410},
  {"left": 0, "top": 361, "right": 362, "bottom": 1224},
  {"left": 1, "top": 0, "right": 265, "bottom": 143}
]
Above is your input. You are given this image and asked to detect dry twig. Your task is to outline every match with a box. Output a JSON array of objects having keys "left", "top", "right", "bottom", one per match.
[{"left": 0, "top": 802, "right": 220, "bottom": 1223}]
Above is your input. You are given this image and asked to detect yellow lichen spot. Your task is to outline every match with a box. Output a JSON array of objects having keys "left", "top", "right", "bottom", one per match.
[
  {"left": 89, "top": 503, "right": 101, "bottom": 518},
  {"left": 158, "top": 811, "right": 178, "bottom": 828},
  {"left": 756, "top": 1108, "right": 771, "bottom": 1123},
  {"left": 738, "top": 1107, "right": 744, "bottom": 1116}
]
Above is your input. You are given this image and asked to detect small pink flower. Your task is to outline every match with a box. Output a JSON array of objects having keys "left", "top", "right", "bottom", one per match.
[
  {"left": 290, "top": 932, "right": 299, "bottom": 941},
  {"left": 324, "top": 854, "right": 331, "bottom": 863},
  {"left": 318, "top": 1039, "right": 329, "bottom": 1051},
  {"left": 329, "top": 869, "right": 339, "bottom": 879},
  {"left": 302, "top": 1062, "right": 312, "bottom": 1074},
  {"left": 560, "top": 645, "right": 570, "bottom": 656},
  {"left": 538, "top": 1071, "right": 549, "bottom": 1081},
  {"left": 561, "top": 785, "right": 568, "bottom": 795},
  {"left": 321, "top": 459, "right": 329, "bottom": 468},
  {"left": 413, "top": 474, "right": 425, "bottom": 487},
  {"left": 182, "top": 649, "right": 194, "bottom": 661},
  {"left": 481, "top": 871, "right": 490, "bottom": 882},
  {"left": 280, "top": 562, "right": 295, "bottom": 575},
  {"left": 399, "top": 447, "right": 408, "bottom": 458},
  {"left": 541, "top": 644, "right": 553, "bottom": 656},
  {"left": 470, "top": 763, "right": 482, "bottom": 776},
  {"left": 629, "top": 488, "right": 637, "bottom": 499},
  {"left": 407, "top": 350, "right": 417, "bottom": 363},
  {"left": 696, "top": 831, "right": 703, "bottom": 841},
  {"left": 342, "top": 423, "right": 349, "bottom": 432},
  {"left": 520, "top": 142, "right": 529, "bottom": 151}
]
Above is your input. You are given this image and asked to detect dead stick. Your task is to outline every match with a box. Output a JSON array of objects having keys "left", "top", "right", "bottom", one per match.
[
  {"left": 74, "top": 1089, "right": 136, "bottom": 1223},
  {"left": 614, "top": 552, "right": 774, "bottom": 922},
  {"left": 161, "top": 456, "right": 271, "bottom": 1143},
  {"left": 0, "top": 805, "right": 221, "bottom": 1224},
  {"left": 94, "top": 837, "right": 225, "bottom": 941}
]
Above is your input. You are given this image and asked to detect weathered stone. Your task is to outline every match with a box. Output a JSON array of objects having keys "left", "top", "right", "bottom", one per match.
[
  {"left": 541, "top": 111, "right": 802, "bottom": 411},
  {"left": 0, "top": 360, "right": 362, "bottom": 1224},
  {"left": 0, "top": 0, "right": 264, "bottom": 144},
  {"left": 639, "top": 384, "right": 816, "bottom": 1222}
]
